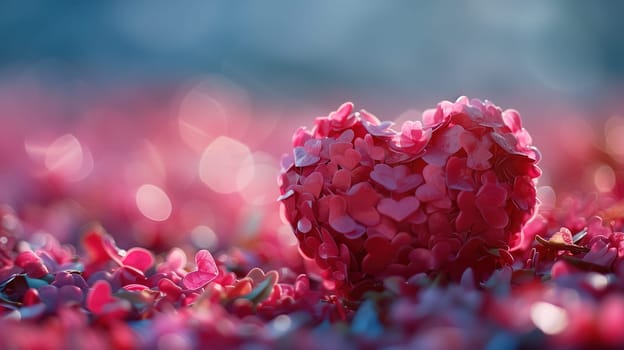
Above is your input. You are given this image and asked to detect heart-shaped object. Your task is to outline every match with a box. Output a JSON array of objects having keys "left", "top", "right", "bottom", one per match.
[
  {"left": 182, "top": 249, "right": 219, "bottom": 290},
  {"left": 279, "top": 97, "right": 541, "bottom": 298}
]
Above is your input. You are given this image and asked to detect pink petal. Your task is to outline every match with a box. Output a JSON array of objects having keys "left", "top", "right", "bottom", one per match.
[
  {"left": 293, "top": 146, "right": 320, "bottom": 167},
  {"left": 86, "top": 280, "right": 115, "bottom": 314},
  {"left": 422, "top": 147, "right": 450, "bottom": 166},
  {"left": 476, "top": 183, "right": 507, "bottom": 207},
  {"left": 377, "top": 197, "right": 420, "bottom": 222},
  {"left": 293, "top": 139, "right": 322, "bottom": 167},
  {"left": 158, "top": 247, "right": 187, "bottom": 274},
  {"left": 336, "top": 129, "right": 355, "bottom": 143},
  {"left": 328, "top": 195, "right": 356, "bottom": 234},
  {"left": 502, "top": 109, "right": 522, "bottom": 132},
  {"left": 490, "top": 132, "right": 521, "bottom": 155},
  {"left": 394, "top": 165, "right": 423, "bottom": 193},
  {"left": 423, "top": 164, "right": 446, "bottom": 191},
  {"left": 456, "top": 191, "right": 477, "bottom": 232},
  {"left": 122, "top": 284, "right": 149, "bottom": 292},
  {"left": 343, "top": 224, "right": 366, "bottom": 239},
  {"left": 331, "top": 102, "right": 354, "bottom": 121},
  {"left": 364, "top": 134, "right": 385, "bottom": 160},
  {"left": 460, "top": 131, "right": 493, "bottom": 170},
  {"left": 122, "top": 247, "right": 154, "bottom": 272},
  {"left": 415, "top": 183, "right": 443, "bottom": 202},
  {"left": 511, "top": 176, "right": 536, "bottom": 211},
  {"left": 437, "top": 125, "right": 465, "bottom": 154},
  {"left": 361, "top": 119, "right": 396, "bottom": 137},
  {"left": 319, "top": 228, "right": 339, "bottom": 254},
  {"left": 331, "top": 169, "right": 352, "bottom": 191},
  {"left": 370, "top": 163, "right": 423, "bottom": 192},
  {"left": 415, "top": 165, "right": 447, "bottom": 202},
  {"left": 83, "top": 229, "right": 123, "bottom": 265},
  {"left": 408, "top": 248, "right": 435, "bottom": 271},
  {"left": 346, "top": 182, "right": 381, "bottom": 226},
  {"left": 182, "top": 250, "right": 218, "bottom": 290},
  {"left": 392, "top": 120, "right": 431, "bottom": 154},
  {"left": 158, "top": 278, "right": 183, "bottom": 300},
  {"left": 318, "top": 242, "right": 339, "bottom": 259},
  {"left": 479, "top": 206, "right": 509, "bottom": 229},
  {"left": 422, "top": 106, "right": 448, "bottom": 129},
  {"left": 329, "top": 142, "right": 361, "bottom": 170},
  {"left": 446, "top": 156, "right": 474, "bottom": 191},
  {"left": 292, "top": 127, "right": 313, "bottom": 147},
  {"left": 296, "top": 171, "right": 323, "bottom": 198},
  {"left": 362, "top": 237, "right": 395, "bottom": 274},
  {"left": 370, "top": 164, "right": 397, "bottom": 191},
  {"left": 15, "top": 251, "right": 48, "bottom": 278},
  {"left": 358, "top": 109, "right": 382, "bottom": 126}
]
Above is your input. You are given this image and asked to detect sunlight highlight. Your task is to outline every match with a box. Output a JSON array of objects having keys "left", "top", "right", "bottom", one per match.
[
  {"left": 136, "top": 184, "right": 173, "bottom": 221},
  {"left": 530, "top": 302, "right": 568, "bottom": 335},
  {"left": 198, "top": 136, "right": 254, "bottom": 194}
]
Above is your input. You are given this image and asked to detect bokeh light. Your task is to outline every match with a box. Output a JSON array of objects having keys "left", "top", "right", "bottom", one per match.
[
  {"left": 530, "top": 302, "right": 569, "bottom": 335},
  {"left": 198, "top": 136, "right": 255, "bottom": 194},
  {"left": 136, "top": 184, "right": 172, "bottom": 222}
]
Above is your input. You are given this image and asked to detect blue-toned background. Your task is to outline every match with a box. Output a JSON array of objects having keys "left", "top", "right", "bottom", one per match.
[{"left": 1, "top": 1, "right": 622, "bottom": 111}]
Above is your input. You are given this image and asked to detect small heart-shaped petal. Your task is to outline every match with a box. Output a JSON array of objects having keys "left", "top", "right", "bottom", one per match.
[
  {"left": 195, "top": 249, "right": 218, "bottom": 277},
  {"left": 296, "top": 171, "right": 323, "bottom": 198},
  {"left": 243, "top": 268, "right": 279, "bottom": 304},
  {"left": 479, "top": 206, "right": 509, "bottom": 229},
  {"left": 361, "top": 118, "right": 396, "bottom": 137},
  {"left": 460, "top": 131, "right": 493, "bottom": 170},
  {"left": 83, "top": 228, "right": 123, "bottom": 265},
  {"left": 362, "top": 237, "right": 395, "bottom": 274},
  {"left": 502, "top": 109, "right": 522, "bottom": 132},
  {"left": 122, "top": 247, "right": 154, "bottom": 272},
  {"left": 328, "top": 195, "right": 357, "bottom": 234},
  {"left": 332, "top": 102, "right": 354, "bottom": 121},
  {"left": 370, "top": 164, "right": 397, "bottom": 191},
  {"left": 332, "top": 169, "right": 352, "bottom": 191},
  {"left": 330, "top": 142, "right": 361, "bottom": 170},
  {"left": 446, "top": 157, "right": 475, "bottom": 191},
  {"left": 182, "top": 250, "right": 218, "bottom": 290},
  {"left": 157, "top": 247, "right": 188, "bottom": 276},
  {"left": 86, "top": 280, "right": 116, "bottom": 314},
  {"left": 377, "top": 197, "right": 420, "bottom": 222},
  {"left": 346, "top": 182, "right": 381, "bottom": 226},
  {"left": 476, "top": 183, "right": 507, "bottom": 207},
  {"left": 370, "top": 164, "right": 422, "bottom": 192},
  {"left": 293, "top": 139, "right": 322, "bottom": 167}
]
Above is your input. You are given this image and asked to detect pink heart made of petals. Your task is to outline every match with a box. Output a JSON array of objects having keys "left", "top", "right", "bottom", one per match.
[{"left": 279, "top": 97, "right": 541, "bottom": 297}]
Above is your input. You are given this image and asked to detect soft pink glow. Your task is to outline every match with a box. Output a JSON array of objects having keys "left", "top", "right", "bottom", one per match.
[
  {"left": 135, "top": 184, "right": 173, "bottom": 221},
  {"left": 198, "top": 136, "right": 254, "bottom": 194},
  {"left": 25, "top": 134, "right": 94, "bottom": 181},
  {"left": 594, "top": 164, "right": 616, "bottom": 193},
  {"left": 177, "top": 84, "right": 229, "bottom": 152}
]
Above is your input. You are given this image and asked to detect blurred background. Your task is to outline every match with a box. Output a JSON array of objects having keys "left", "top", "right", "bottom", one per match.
[
  {"left": 0, "top": 1, "right": 623, "bottom": 263},
  {"left": 1, "top": 1, "right": 623, "bottom": 108}
]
